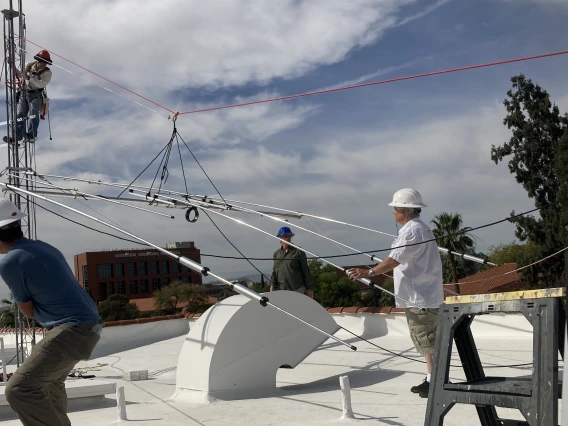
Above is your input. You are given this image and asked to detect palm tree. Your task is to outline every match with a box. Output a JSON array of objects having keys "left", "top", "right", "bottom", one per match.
[{"left": 431, "top": 212, "right": 476, "bottom": 294}]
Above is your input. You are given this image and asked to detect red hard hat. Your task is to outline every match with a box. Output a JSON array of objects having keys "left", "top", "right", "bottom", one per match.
[{"left": 34, "top": 49, "right": 52, "bottom": 65}]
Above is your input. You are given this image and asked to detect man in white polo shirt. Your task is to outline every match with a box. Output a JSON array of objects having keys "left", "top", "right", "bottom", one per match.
[{"left": 347, "top": 188, "right": 444, "bottom": 398}]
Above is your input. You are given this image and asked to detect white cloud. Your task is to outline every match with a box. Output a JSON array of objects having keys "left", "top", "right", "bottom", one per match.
[
  {"left": 181, "top": 93, "right": 320, "bottom": 145},
  {"left": 10, "top": 90, "right": 319, "bottom": 183},
  {"left": 316, "top": 61, "right": 422, "bottom": 92},
  {"left": 21, "top": 0, "right": 423, "bottom": 99},
  {"left": 186, "top": 146, "right": 303, "bottom": 185},
  {"left": 395, "top": 0, "right": 454, "bottom": 27}
]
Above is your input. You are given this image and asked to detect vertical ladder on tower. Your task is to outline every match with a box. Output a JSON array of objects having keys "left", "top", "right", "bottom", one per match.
[{"left": 2, "top": 0, "right": 38, "bottom": 367}]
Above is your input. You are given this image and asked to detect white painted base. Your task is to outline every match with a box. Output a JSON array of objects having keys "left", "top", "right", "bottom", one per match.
[{"left": 174, "top": 290, "right": 340, "bottom": 401}]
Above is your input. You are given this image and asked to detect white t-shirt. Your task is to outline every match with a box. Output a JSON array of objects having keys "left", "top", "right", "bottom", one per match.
[{"left": 388, "top": 218, "right": 444, "bottom": 309}]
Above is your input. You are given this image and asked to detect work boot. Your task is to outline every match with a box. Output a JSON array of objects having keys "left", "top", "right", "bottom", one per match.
[
  {"left": 2, "top": 136, "right": 14, "bottom": 143},
  {"left": 24, "top": 132, "right": 35, "bottom": 143},
  {"left": 411, "top": 378, "right": 429, "bottom": 394},
  {"left": 419, "top": 386, "right": 430, "bottom": 398}
]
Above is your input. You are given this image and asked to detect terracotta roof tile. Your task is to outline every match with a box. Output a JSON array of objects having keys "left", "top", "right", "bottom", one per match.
[
  {"left": 453, "top": 263, "right": 528, "bottom": 296},
  {"left": 356, "top": 307, "right": 376, "bottom": 314}
]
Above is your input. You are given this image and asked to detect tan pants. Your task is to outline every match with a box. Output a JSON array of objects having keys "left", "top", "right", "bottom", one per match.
[
  {"left": 405, "top": 308, "right": 439, "bottom": 356},
  {"left": 6, "top": 323, "right": 101, "bottom": 426}
]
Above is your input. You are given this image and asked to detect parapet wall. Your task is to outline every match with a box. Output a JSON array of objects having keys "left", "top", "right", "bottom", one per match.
[
  {"left": 184, "top": 307, "right": 534, "bottom": 340},
  {"left": 0, "top": 306, "right": 533, "bottom": 362},
  {"left": 0, "top": 315, "right": 190, "bottom": 359}
]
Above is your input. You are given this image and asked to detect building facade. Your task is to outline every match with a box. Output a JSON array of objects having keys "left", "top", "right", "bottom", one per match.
[{"left": 74, "top": 241, "right": 202, "bottom": 303}]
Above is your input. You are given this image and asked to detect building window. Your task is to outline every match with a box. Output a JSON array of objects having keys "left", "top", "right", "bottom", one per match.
[
  {"left": 182, "top": 276, "right": 191, "bottom": 283},
  {"left": 172, "top": 261, "right": 180, "bottom": 273},
  {"left": 115, "top": 253, "right": 136, "bottom": 259},
  {"left": 140, "top": 279, "right": 149, "bottom": 293},
  {"left": 127, "top": 262, "right": 136, "bottom": 276},
  {"left": 130, "top": 280, "right": 138, "bottom": 294},
  {"left": 109, "top": 282, "right": 115, "bottom": 295},
  {"left": 117, "top": 281, "right": 126, "bottom": 294},
  {"left": 115, "top": 263, "right": 124, "bottom": 277},
  {"left": 139, "top": 252, "right": 159, "bottom": 259},
  {"left": 162, "top": 277, "right": 170, "bottom": 287},
  {"left": 150, "top": 261, "right": 159, "bottom": 275},
  {"left": 82, "top": 265, "right": 88, "bottom": 290},
  {"left": 183, "top": 266, "right": 191, "bottom": 274},
  {"left": 98, "top": 264, "right": 112, "bottom": 278},
  {"left": 139, "top": 252, "right": 159, "bottom": 258},
  {"left": 160, "top": 260, "right": 169, "bottom": 274},
  {"left": 138, "top": 262, "right": 147, "bottom": 276},
  {"left": 152, "top": 278, "right": 161, "bottom": 292}
]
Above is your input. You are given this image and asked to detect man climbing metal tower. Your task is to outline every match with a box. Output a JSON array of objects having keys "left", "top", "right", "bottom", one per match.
[{"left": 3, "top": 49, "right": 52, "bottom": 144}]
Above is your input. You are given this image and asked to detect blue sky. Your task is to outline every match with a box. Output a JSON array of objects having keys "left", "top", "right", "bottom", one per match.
[{"left": 1, "top": 0, "right": 568, "bottom": 297}]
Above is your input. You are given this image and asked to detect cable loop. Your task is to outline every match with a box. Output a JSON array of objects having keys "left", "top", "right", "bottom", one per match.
[{"left": 185, "top": 206, "right": 199, "bottom": 223}]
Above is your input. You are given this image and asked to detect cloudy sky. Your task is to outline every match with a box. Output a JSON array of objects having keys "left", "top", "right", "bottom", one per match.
[{"left": 1, "top": 0, "right": 567, "bottom": 299}]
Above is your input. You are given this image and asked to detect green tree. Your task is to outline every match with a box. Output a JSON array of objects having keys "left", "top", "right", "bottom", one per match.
[
  {"left": 308, "top": 259, "right": 324, "bottom": 279},
  {"left": 362, "top": 277, "right": 395, "bottom": 307},
  {"left": 154, "top": 281, "right": 208, "bottom": 314},
  {"left": 486, "top": 241, "right": 541, "bottom": 266},
  {"left": 315, "top": 272, "right": 361, "bottom": 308},
  {"left": 440, "top": 248, "right": 487, "bottom": 282},
  {"left": 216, "top": 292, "right": 230, "bottom": 302},
  {"left": 557, "top": 131, "right": 568, "bottom": 286},
  {"left": 97, "top": 294, "right": 140, "bottom": 321},
  {"left": 431, "top": 212, "right": 476, "bottom": 292},
  {"left": 184, "top": 284, "right": 208, "bottom": 313},
  {"left": 250, "top": 281, "right": 270, "bottom": 293},
  {"left": 308, "top": 260, "right": 360, "bottom": 308},
  {"left": 491, "top": 74, "right": 568, "bottom": 288}
]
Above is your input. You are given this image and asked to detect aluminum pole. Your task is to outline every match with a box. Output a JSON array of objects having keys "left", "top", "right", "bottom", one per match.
[{"left": 0, "top": 183, "right": 357, "bottom": 351}]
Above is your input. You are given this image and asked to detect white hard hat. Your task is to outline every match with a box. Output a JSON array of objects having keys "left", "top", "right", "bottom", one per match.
[
  {"left": 388, "top": 188, "right": 427, "bottom": 208},
  {"left": 0, "top": 198, "right": 27, "bottom": 228}
]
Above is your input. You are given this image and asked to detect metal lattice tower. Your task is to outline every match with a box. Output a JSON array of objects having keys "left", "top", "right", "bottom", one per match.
[{"left": 2, "top": 0, "right": 38, "bottom": 367}]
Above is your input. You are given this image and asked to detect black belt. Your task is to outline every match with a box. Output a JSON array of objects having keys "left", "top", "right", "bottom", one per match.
[{"left": 25, "top": 89, "right": 43, "bottom": 93}]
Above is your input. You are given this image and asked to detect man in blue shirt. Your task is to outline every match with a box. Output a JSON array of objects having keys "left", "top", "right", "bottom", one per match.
[{"left": 0, "top": 198, "right": 102, "bottom": 426}]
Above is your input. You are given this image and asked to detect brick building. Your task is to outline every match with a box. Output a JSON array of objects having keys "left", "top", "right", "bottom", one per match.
[{"left": 74, "top": 241, "right": 202, "bottom": 303}]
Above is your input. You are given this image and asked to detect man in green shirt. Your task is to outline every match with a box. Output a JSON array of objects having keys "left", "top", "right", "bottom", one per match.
[{"left": 270, "top": 226, "right": 314, "bottom": 298}]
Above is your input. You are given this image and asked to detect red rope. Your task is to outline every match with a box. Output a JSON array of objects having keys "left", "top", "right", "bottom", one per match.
[
  {"left": 25, "top": 38, "right": 176, "bottom": 115},
  {"left": 178, "top": 49, "right": 568, "bottom": 115},
  {"left": 20, "top": 39, "right": 568, "bottom": 118}
]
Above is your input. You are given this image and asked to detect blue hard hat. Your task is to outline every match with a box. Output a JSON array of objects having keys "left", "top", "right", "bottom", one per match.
[{"left": 277, "top": 226, "right": 294, "bottom": 237}]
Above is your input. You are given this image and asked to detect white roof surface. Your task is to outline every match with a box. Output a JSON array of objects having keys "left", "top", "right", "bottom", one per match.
[{"left": 1, "top": 326, "right": 544, "bottom": 426}]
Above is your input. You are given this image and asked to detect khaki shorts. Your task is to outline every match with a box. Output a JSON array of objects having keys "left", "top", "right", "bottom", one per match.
[{"left": 405, "top": 308, "right": 439, "bottom": 356}]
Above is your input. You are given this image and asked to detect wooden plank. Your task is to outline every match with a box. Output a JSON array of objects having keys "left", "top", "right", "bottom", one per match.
[{"left": 445, "top": 287, "right": 565, "bottom": 304}]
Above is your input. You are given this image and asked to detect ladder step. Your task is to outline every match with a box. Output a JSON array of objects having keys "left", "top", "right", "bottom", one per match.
[
  {"left": 444, "top": 377, "right": 532, "bottom": 396},
  {"left": 495, "top": 420, "right": 530, "bottom": 426},
  {"left": 444, "top": 376, "right": 564, "bottom": 398}
]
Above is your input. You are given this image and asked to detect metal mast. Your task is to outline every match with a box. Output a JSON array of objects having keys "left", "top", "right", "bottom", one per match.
[{"left": 2, "top": 0, "right": 38, "bottom": 367}]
